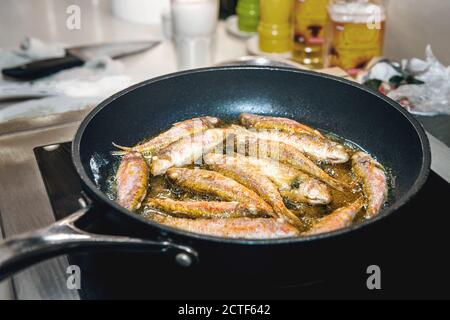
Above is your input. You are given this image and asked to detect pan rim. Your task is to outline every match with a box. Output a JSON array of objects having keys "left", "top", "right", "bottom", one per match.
[{"left": 72, "top": 65, "right": 431, "bottom": 246}]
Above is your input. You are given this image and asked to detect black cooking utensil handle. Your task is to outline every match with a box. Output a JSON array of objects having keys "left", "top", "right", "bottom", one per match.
[
  {"left": 1, "top": 53, "right": 84, "bottom": 80},
  {"left": 0, "top": 206, "right": 198, "bottom": 282}
]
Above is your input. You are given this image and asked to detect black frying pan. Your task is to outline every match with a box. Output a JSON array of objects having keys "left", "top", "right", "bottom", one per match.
[{"left": 0, "top": 66, "right": 430, "bottom": 282}]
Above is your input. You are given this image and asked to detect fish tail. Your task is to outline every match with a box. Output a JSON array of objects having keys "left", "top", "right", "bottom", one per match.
[
  {"left": 112, "top": 142, "right": 133, "bottom": 152},
  {"left": 111, "top": 142, "right": 134, "bottom": 155},
  {"left": 276, "top": 204, "right": 306, "bottom": 231}
]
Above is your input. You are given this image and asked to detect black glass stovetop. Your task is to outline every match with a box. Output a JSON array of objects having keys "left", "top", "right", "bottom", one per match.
[{"left": 34, "top": 142, "right": 450, "bottom": 299}]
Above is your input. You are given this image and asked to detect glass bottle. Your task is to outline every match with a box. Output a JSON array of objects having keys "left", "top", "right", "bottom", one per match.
[
  {"left": 258, "top": 0, "right": 294, "bottom": 53},
  {"left": 292, "top": 0, "right": 329, "bottom": 69},
  {"left": 236, "top": 0, "right": 260, "bottom": 32},
  {"left": 324, "top": 0, "right": 387, "bottom": 75}
]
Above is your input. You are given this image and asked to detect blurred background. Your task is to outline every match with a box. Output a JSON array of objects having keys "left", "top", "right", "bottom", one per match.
[
  {"left": 385, "top": 0, "right": 450, "bottom": 65},
  {"left": 0, "top": 0, "right": 448, "bottom": 63},
  {"left": 0, "top": 0, "right": 449, "bottom": 121}
]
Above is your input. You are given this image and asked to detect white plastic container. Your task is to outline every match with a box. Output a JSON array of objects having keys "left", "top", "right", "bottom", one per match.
[{"left": 112, "top": 0, "right": 170, "bottom": 25}]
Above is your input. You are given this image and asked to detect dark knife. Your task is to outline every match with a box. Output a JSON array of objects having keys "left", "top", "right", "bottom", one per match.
[{"left": 2, "top": 40, "right": 160, "bottom": 81}]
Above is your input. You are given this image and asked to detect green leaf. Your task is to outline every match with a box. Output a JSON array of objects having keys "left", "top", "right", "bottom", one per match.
[
  {"left": 389, "top": 75, "right": 406, "bottom": 88},
  {"left": 406, "top": 76, "right": 425, "bottom": 85},
  {"left": 364, "top": 79, "right": 382, "bottom": 92}
]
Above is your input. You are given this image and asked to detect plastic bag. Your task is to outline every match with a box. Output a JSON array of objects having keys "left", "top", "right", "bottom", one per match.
[{"left": 387, "top": 46, "right": 450, "bottom": 116}]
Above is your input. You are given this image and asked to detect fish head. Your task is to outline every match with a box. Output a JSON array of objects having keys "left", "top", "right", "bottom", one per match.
[
  {"left": 327, "top": 144, "right": 350, "bottom": 164},
  {"left": 351, "top": 151, "right": 370, "bottom": 163},
  {"left": 296, "top": 179, "right": 332, "bottom": 205},
  {"left": 238, "top": 113, "right": 253, "bottom": 126},
  {"left": 203, "top": 116, "right": 221, "bottom": 127},
  {"left": 352, "top": 151, "right": 384, "bottom": 170}
]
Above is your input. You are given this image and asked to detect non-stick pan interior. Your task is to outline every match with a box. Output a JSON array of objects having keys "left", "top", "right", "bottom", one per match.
[{"left": 75, "top": 67, "right": 429, "bottom": 222}]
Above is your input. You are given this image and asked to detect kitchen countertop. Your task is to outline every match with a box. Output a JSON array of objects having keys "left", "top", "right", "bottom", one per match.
[{"left": 417, "top": 115, "right": 450, "bottom": 146}]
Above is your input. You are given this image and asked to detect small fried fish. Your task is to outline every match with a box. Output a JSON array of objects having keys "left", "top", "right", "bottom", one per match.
[
  {"left": 113, "top": 116, "right": 219, "bottom": 156},
  {"left": 352, "top": 152, "right": 387, "bottom": 218},
  {"left": 152, "top": 215, "right": 300, "bottom": 239},
  {"left": 146, "top": 198, "right": 254, "bottom": 218},
  {"left": 230, "top": 125, "right": 349, "bottom": 164},
  {"left": 304, "top": 198, "right": 365, "bottom": 236},
  {"left": 239, "top": 113, "right": 323, "bottom": 137},
  {"left": 167, "top": 167, "right": 273, "bottom": 215},
  {"left": 151, "top": 128, "right": 229, "bottom": 176},
  {"left": 116, "top": 152, "right": 149, "bottom": 211}
]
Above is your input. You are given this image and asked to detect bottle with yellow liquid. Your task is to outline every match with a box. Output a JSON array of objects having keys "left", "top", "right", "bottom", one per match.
[
  {"left": 258, "top": 0, "right": 294, "bottom": 53},
  {"left": 324, "top": 0, "right": 387, "bottom": 76},
  {"left": 292, "top": 0, "right": 329, "bottom": 69}
]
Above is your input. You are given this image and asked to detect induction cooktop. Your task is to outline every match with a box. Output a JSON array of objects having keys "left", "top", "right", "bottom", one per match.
[{"left": 32, "top": 142, "right": 450, "bottom": 299}]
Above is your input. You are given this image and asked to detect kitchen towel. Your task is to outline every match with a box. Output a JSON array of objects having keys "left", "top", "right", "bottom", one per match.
[{"left": 0, "top": 37, "right": 132, "bottom": 123}]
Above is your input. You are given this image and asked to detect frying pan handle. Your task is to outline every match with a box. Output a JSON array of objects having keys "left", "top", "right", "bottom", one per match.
[{"left": 0, "top": 206, "right": 198, "bottom": 282}]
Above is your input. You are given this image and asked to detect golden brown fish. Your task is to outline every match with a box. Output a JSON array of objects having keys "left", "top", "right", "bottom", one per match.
[
  {"left": 152, "top": 215, "right": 300, "bottom": 239},
  {"left": 239, "top": 113, "right": 323, "bottom": 137},
  {"left": 166, "top": 167, "right": 273, "bottom": 215},
  {"left": 230, "top": 125, "right": 349, "bottom": 164},
  {"left": 229, "top": 153, "right": 332, "bottom": 205},
  {"left": 352, "top": 152, "right": 387, "bottom": 218},
  {"left": 116, "top": 152, "right": 149, "bottom": 211},
  {"left": 146, "top": 198, "right": 253, "bottom": 218},
  {"left": 113, "top": 116, "right": 219, "bottom": 156},
  {"left": 235, "top": 135, "right": 349, "bottom": 191},
  {"left": 151, "top": 128, "right": 229, "bottom": 176},
  {"left": 204, "top": 153, "right": 305, "bottom": 230},
  {"left": 303, "top": 197, "right": 365, "bottom": 236}
]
